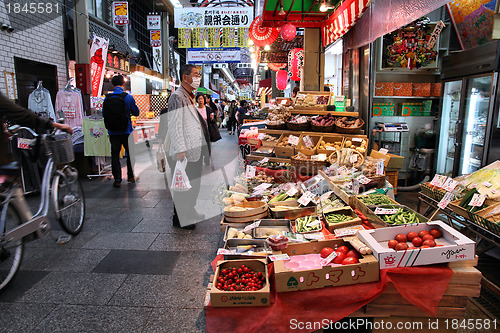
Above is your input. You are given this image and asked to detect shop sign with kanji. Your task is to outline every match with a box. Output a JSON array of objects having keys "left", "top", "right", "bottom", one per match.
[
  {"left": 113, "top": 1, "right": 129, "bottom": 25},
  {"left": 174, "top": 7, "right": 253, "bottom": 29}
]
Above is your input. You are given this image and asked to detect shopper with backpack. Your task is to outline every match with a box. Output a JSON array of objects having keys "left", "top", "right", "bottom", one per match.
[{"left": 102, "top": 75, "right": 140, "bottom": 188}]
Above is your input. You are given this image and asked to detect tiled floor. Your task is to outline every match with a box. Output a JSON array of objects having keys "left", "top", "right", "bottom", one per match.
[{"left": 0, "top": 128, "right": 240, "bottom": 332}]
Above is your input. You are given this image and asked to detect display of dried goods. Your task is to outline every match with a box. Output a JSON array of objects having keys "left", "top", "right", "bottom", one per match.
[
  {"left": 317, "top": 139, "right": 342, "bottom": 151},
  {"left": 344, "top": 138, "right": 367, "bottom": 154},
  {"left": 329, "top": 148, "right": 364, "bottom": 168},
  {"left": 294, "top": 94, "right": 329, "bottom": 107},
  {"left": 265, "top": 106, "right": 291, "bottom": 126},
  {"left": 249, "top": 172, "right": 274, "bottom": 184},
  {"left": 335, "top": 117, "right": 362, "bottom": 128},
  {"left": 363, "top": 157, "right": 383, "bottom": 178},
  {"left": 261, "top": 134, "right": 279, "bottom": 143},
  {"left": 276, "top": 136, "right": 296, "bottom": 147}
]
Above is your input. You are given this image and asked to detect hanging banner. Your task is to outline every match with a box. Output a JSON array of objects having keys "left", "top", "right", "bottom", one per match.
[
  {"left": 187, "top": 48, "right": 241, "bottom": 64},
  {"left": 112, "top": 1, "right": 129, "bottom": 26},
  {"left": 147, "top": 14, "right": 161, "bottom": 30},
  {"left": 206, "top": 28, "right": 221, "bottom": 48},
  {"left": 222, "top": 27, "right": 236, "bottom": 47},
  {"left": 150, "top": 30, "right": 161, "bottom": 47},
  {"left": 237, "top": 27, "right": 249, "bottom": 47},
  {"left": 191, "top": 28, "right": 205, "bottom": 48},
  {"left": 152, "top": 46, "right": 162, "bottom": 73},
  {"left": 174, "top": 7, "right": 253, "bottom": 28},
  {"left": 178, "top": 28, "right": 191, "bottom": 48},
  {"left": 90, "top": 35, "right": 109, "bottom": 97}
]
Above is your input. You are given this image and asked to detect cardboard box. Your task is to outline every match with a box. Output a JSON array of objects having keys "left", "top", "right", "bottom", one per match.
[
  {"left": 210, "top": 259, "right": 271, "bottom": 307},
  {"left": 393, "top": 83, "right": 412, "bottom": 96},
  {"left": 399, "top": 102, "right": 422, "bottom": 116},
  {"left": 274, "top": 239, "right": 380, "bottom": 292},
  {"left": 431, "top": 83, "right": 442, "bottom": 97},
  {"left": 370, "top": 150, "right": 404, "bottom": 170},
  {"left": 374, "top": 82, "right": 394, "bottom": 96},
  {"left": 412, "top": 83, "right": 431, "bottom": 97},
  {"left": 372, "top": 103, "right": 394, "bottom": 116},
  {"left": 357, "top": 221, "right": 476, "bottom": 269}
]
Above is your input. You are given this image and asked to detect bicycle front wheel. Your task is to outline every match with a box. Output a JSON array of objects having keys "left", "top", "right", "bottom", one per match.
[
  {"left": 52, "top": 166, "right": 85, "bottom": 235},
  {"left": 0, "top": 204, "right": 24, "bottom": 292}
]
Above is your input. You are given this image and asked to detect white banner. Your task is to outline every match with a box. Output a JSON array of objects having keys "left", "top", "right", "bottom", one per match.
[
  {"left": 187, "top": 48, "right": 241, "bottom": 64},
  {"left": 152, "top": 46, "right": 162, "bottom": 73},
  {"left": 147, "top": 15, "right": 161, "bottom": 30},
  {"left": 174, "top": 7, "right": 253, "bottom": 28}
]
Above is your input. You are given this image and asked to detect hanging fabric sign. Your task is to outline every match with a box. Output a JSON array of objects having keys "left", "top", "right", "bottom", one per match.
[
  {"left": 206, "top": 28, "right": 221, "bottom": 48},
  {"left": 178, "top": 28, "right": 191, "bottom": 48},
  {"left": 152, "top": 46, "right": 162, "bottom": 73},
  {"left": 90, "top": 35, "right": 109, "bottom": 97},
  {"left": 147, "top": 14, "right": 161, "bottom": 30},
  {"left": 112, "top": 1, "right": 129, "bottom": 26},
  {"left": 174, "top": 7, "right": 253, "bottom": 28},
  {"left": 237, "top": 27, "right": 249, "bottom": 47},
  {"left": 150, "top": 30, "right": 161, "bottom": 47},
  {"left": 191, "top": 28, "right": 205, "bottom": 48},
  {"left": 222, "top": 27, "right": 236, "bottom": 47}
]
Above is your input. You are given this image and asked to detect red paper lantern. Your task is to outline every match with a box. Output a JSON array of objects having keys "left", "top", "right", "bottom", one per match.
[
  {"left": 268, "top": 63, "right": 286, "bottom": 71},
  {"left": 249, "top": 16, "right": 280, "bottom": 47},
  {"left": 288, "top": 48, "right": 304, "bottom": 81},
  {"left": 276, "top": 70, "right": 288, "bottom": 90},
  {"left": 281, "top": 23, "right": 296, "bottom": 41}
]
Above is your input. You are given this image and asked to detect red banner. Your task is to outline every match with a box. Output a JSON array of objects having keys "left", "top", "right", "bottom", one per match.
[{"left": 90, "top": 36, "right": 109, "bottom": 97}]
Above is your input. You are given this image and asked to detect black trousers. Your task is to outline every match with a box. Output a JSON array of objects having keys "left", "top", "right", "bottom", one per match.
[
  {"left": 109, "top": 134, "right": 134, "bottom": 182},
  {"left": 167, "top": 156, "right": 203, "bottom": 223},
  {"left": 228, "top": 118, "right": 237, "bottom": 132}
]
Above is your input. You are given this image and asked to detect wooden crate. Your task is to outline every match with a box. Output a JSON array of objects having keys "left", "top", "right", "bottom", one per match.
[{"left": 386, "top": 170, "right": 398, "bottom": 194}]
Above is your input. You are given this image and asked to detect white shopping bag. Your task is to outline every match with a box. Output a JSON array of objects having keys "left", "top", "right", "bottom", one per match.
[
  {"left": 156, "top": 145, "right": 166, "bottom": 173},
  {"left": 171, "top": 159, "right": 191, "bottom": 192}
]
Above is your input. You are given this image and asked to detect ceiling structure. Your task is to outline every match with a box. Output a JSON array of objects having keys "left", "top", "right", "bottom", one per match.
[{"left": 260, "top": 0, "right": 341, "bottom": 28}]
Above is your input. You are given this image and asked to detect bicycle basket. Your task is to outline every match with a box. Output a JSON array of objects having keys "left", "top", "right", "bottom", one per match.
[{"left": 46, "top": 133, "right": 74, "bottom": 164}]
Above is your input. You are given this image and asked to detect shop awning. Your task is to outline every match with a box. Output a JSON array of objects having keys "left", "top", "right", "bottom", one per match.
[
  {"left": 258, "top": 77, "right": 272, "bottom": 88},
  {"left": 321, "top": 0, "right": 372, "bottom": 47}
]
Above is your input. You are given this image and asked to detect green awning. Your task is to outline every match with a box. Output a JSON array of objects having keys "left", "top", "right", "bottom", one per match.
[{"left": 197, "top": 87, "right": 214, "bottom": 95}]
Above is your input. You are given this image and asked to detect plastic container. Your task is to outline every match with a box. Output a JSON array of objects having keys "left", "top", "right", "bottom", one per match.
[{"left": 266, "top": 234, "right": 289, "bottom": 251}]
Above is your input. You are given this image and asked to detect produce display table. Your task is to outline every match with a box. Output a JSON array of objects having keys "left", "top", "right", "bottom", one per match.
[{"left": 205, "top": 259, "right": 481, "bottom": 333}]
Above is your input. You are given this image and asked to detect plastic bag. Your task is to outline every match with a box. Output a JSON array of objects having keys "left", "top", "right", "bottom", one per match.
[
  {"left": 156, "top": 144, "right": 166, "bottom": 173},
  {"left": 171, "top": 159, "right": 191, "bottom": 192}
]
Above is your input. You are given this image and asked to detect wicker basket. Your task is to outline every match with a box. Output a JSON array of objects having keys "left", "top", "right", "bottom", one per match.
[
  {"left": 420, "top": 183, "right": 435, "bottom": 199},
  {"left": 335, "top": 118, "right": 365, "bottom": 134},
  {"left": 286, "top": 121, "right": 311, "bottom": 132},
  {"left": 46, "top": 133, "right": 74, "bottom": 164},
  {"left": 311, "top": 123, "right": 335, "bottom": 133},
  {"left": 468, "top": 211, "right": 500, "bottom": 236},
  {"left": 291, "top": 155, "right": 327, "bottom": 175},
  {"left": 265, "top": 123, "right": 287, "bottom": 130},
  {"left": 328, "top": 149, "right": 364, "bottom": 168}
]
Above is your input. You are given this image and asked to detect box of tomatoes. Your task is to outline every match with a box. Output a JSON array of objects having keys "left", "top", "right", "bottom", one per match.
[
  {"left": 357, "top": 221, "right": 475, "bottom": 269},
  {"left": 273, "top": 239, "right": 379, "bottom": 293},
  {"left": 210, "top": 259, "right": 271, "bottom": 307}
]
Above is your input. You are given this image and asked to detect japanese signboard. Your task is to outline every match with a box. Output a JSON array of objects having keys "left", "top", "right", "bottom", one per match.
[
  {"left": 237, "top": 27, "right": 249, "bottom": 47},
  {"left": 174, "top": 7, "right": 253, "bottom": 28},
  {"left": 152, "top": 46, "right": 162, "bottom": 73},
  {"left": 147, "top": 15, "right": 161, "bottom": 30},
  {"left": 178, "top": 28, "right": 191, "bottom": 48},
  {"left": 150, "top": 30, "right": 161, "bottom": 47},
  {"left": 222, "top": 27, "right": 236, "bottom": 47},
  {"left": 191, "top": 28, "right": 205, "bottom": 48},
  {"left": 187, "top": 48, "right": 241, "bottom": 64},
  {"left": 206, "top": 27, "right": 221, "bottom": 48},
  {"left": 112, "top": 1, "right": 129, "bottom": 25}
]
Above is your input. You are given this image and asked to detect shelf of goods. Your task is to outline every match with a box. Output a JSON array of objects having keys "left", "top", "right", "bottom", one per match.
[
  {"left": 290, "top": 110, "right": 359, "bottom": 117},
  {"left": 259, "top": 129, "right": 367, "bottom": 139},
  {"left": 372, "top": 96, "right": 439, "bottom": 100}
]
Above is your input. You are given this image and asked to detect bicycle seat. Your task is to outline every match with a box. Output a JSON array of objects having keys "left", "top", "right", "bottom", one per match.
[{"left": 0, "top": 162, "right": 20, "bottom": 176}]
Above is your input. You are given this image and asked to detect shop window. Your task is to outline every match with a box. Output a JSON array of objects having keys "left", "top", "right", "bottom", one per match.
[{"left": 88, "top": 0, "right": 106, "bottom": 21}]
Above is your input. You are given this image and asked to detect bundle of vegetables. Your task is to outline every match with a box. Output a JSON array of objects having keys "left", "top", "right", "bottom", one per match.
[
  {"left": 358, "top": 195, "right": 394, "bottom": 206},
  {"left": 335, "top": 117, "right": 362, "bottom": 128},
  {"left": 381, "top": 208, "right": 420, "bottom": 225},
  {"left": 460, "top": 168, "right": 500, "bottom": 199},
  {"left": 296, "top": 216, "right": 322, "bottom": 233},
  {"left": 325, "top": 213, "right": 353, "bottom": 224},
  {"left": 311, "top": 113, "right": 335, "bottom": 126},
  {"left": 268, "top": 191, "right": 297, "bottom": 203},
  {"left": 459, "top": 188, "right": 487, "bottom": 213},
  {"left": 329, "top": 148, "right": 364, "bottom": 168}
]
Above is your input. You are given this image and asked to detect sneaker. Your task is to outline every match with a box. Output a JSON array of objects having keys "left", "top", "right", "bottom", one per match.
[
  {"left": 113, "top": 180, "right": 121, "bottom": 188},
  {"left": 128, "top": 177, "right": 137, "bottom": 183}
]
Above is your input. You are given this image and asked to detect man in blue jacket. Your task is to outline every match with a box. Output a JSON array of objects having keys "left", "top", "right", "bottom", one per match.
[{"left": 106, "top": 75, "right": 140, "bottom": 188}]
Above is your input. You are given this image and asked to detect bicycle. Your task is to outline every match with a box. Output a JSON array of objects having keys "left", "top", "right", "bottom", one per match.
[{"left": 0, "top": 125, "right": 85, "bottom": 291}]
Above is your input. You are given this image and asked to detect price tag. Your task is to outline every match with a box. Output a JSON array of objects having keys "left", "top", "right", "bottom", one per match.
[
  {"left": 338, "top": 165, "right": 348, "bottom": 175},
  {"left": 253, "top": 183, "right": 272, "bottom": 192},
  {"left": 438, "top": 192, "right": 455, "bottom": 210},
  {"left": 297, "top": 116, "right": 308, "bottom": 123},
  {"left": 243, "top": 220, "right": 261, "bottom": 233},
  {"left": 483, "top": 181, "right": 493, "bottom": 188},
  {"left": 352, "top": 179, "right": 360, "bottom": 195},
  {"left": 306, "top": 219, "right": 321, "bottom": 228},
  {"left": 269, "top": 254, "right": 290, "bottom": 261},
  {"left": 320, "top": 250, "right": 338, "bottom": 266},
  {"left": 469, "top": 193, "right": 486, "bottom": 207},
  {"left": 349, "top": 167, "right": 358, "bottom": 174},
  {"left": 376, "top": 161, "right": 384, "bottom": 175},
  {"left": 492, "top": 189, "right": 498, "bottom": 194},
  {"left": 304, "top": 232, "right": 325, "bottom": 240},
  {"left": 334, "top": 225, "right": 365, "bottom": 237},
  {"left": 286, "top": 187, "right": 298, "bottom": 197},
  {"left": 430, "top": 174, "right": 441, "bottom": 186},
  {"left": 442, "top": 178, "right": 459, "bottom": 192},
  {"left": 303, "top": 135, "right": 314, "bottom": 148},
  {"left": 17, "top": 138, "right": 32, "bottom": 150},
  {"left": 288, "top": 135, "right": 300, "bottom": 146},
  {"left": 258, "top": 157, "right": 269, "bottom": 165},
  {"left": 352, "top": 138, "right": 363, "bottom": 143},
  {"left": 280, "top": 100, "right": 287, "bottom": 105},
  {"left": 330, "top": 162, "right": 339, "bottom": 170},
  {"left": 245, "top": 165, "right": 256, "bottom": 178},
  {"left": 435, "top": 175, "right": 448, "bottom": 188},
  {"left": 350, "top": 154, "right": 358, "bottom": 163},
  {"left": 374, "top": 208, "right": 398, "bottom": 215},
  {"left": 379, "top": 148, "right": 389, "bottom": 155},
  {"left": 298, "top": 191, "right": 315, "bottom": 206},
  {"left": 325, "top": 146, "right": 335, "bottom": 150},
  {"left": 356, "top": 174, "right": 371, "bottom": 185},
  {"left": 217, "top": 248, "right": 236, "bottom": 255}
]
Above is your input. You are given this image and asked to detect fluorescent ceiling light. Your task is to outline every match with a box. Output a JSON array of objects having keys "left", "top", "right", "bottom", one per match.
[{"left": 169, "top": 0, "right": 182, "bottom": 8}]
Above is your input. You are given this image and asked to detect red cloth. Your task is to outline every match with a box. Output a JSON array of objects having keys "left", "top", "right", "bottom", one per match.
[{"left": 206, "top": 264, "right": 453, "bottom": 333}]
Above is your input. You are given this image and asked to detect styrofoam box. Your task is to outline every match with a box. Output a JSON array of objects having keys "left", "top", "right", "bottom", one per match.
[{"left": 357, "top": 221, "right": 475, "bottom": 269}]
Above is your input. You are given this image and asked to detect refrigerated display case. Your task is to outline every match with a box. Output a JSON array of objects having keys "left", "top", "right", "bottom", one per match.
[{"left": 437, "top": 41, "right": 500, "bottom": 177}]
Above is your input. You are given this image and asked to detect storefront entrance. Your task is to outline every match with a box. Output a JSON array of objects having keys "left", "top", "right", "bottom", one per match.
[{"left": 14, "top": 57, "right": 59, "bottom": 108}]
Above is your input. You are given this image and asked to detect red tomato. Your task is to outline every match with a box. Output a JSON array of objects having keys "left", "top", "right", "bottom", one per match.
[
  {"left": 346, "top": 250, "right": 361, "bottom": 259},
  {"left": 419, "top": 230, "right": 430, "bottom": 238},
  {"left": 332, "top": 252, "right": 346, "bottom": 264},
  {"left": 388, "top": 239, "right": 398, "bottom": 249},
  {"left": 395, "top": 242, "right": 409, "bottom": 251},
  {"left": 341, "top": 257, "right": 359, "bottom": 265},
  {"left": 423, "top": 239, "right": 436, "bottom": 247},
  {"left": 337, "top": 246, "right": 349, "bottom": 254},
  {"left": 422, "top": 234, "right": 435, "bottom": 242},
  {"left": 320, "top": 247, "right": 335, "bottom": 258},
  {"left": 395, "top": 234, "right": 408, "bottom": 243},
  {"left": 412, "top": 236, "right": 423, "bottom": 247},
  {"left": 407, "top": 232, "right": 419, "bottom": 242},
  {"left": 429, "top": 228, "right": 442, "bottom": 238}
]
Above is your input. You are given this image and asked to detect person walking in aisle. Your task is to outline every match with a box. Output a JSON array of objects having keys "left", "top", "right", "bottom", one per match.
[
  {"left": 235, "top": 100, "right": 247, "bottom": 136},
  {"left": 227, "top": 100, "right": 238, "bottom": 135},
  {"left": 103, "top": 75, "right": 140, "bottom": 188},
  {"left": 163, "top": 64, "right": 211, "bottom": 229}
]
